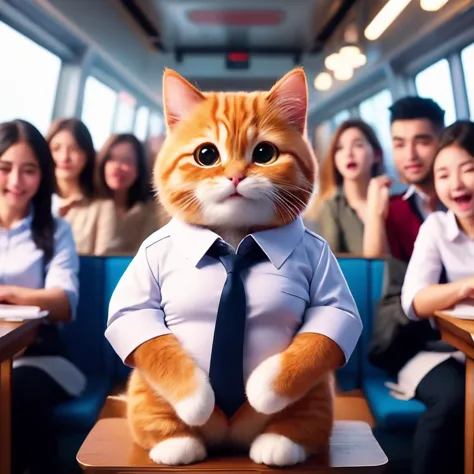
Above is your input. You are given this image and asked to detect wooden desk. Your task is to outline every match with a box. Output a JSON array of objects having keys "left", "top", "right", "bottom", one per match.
[
  {"left": 77, "top": 418, "right": 387, "bottom": 473},
  {"left": 435, "top": 311, "right": 474, "bottom": 474},
  {"left": 0, "top": 319, "right": 42, "bottom": 474}
]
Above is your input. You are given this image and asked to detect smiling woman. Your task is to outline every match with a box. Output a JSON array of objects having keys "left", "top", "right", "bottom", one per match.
[
  {"left": 0, "top": 119, "right": 85, "bottom": 474},
  {"left": 94, "top": 133, "right": 159, "bottom": 254},
  {"left": 46, "top": 118, "right": 118, "bottom": 255}
]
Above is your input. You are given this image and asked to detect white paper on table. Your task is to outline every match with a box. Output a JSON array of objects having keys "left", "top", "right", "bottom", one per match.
[
  {"left": 330, "top": 421, "right": 388, "bottom": 467},
  {"left": 0, "top": 304, "right": 48, "bottom": 321},
  {"left": 442, "top": 303, "right": 474, "bottom": 320}
]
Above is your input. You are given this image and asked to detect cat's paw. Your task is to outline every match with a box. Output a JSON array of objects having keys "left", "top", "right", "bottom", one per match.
[
  {"left": 250, "top": 433, "right": 307, "bottom": 466},
  {"left": 246, "top": 354, "right": 293, "bottom": 414},
  {"left": 173, "top": 368, "right": 215, "bottom": 426},
  {"left": 149, "top": 437, "right": 207, "bottom": 465}
]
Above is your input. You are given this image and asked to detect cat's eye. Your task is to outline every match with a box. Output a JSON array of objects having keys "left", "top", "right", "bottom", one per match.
[
  {"left": 252, "top": 142, "right": 279, "bottom": 165},
  {"left": 194, "top": 143, "right": 220, "bottom": 167}
]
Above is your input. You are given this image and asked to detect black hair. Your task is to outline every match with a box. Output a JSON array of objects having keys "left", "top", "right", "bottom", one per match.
[
  {"left": 46, "top": 118, "right": 96, "bottom": 198},
  {"left": 0, "top": 120, "right": 56, "bottom": 263},
  {"left": 435, "top": 120, "right": 474, "bottom": 160},
  {"left": 95, "top": 133, "right": 150, "bottom": 207},
  {"left": 389, "top": 96, "right": 445, "bottom": 132}
]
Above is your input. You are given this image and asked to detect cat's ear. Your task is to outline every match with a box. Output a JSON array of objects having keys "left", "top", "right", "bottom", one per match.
[
  {"left": 162, "top": 68, "right": 205, "bottom": 130},
  {"left": 267, "top": 68, "right": 308, "bottom": 135}
]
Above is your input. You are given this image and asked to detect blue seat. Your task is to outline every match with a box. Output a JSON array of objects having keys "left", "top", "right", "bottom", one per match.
[
  {"left": 53, "top": 257, "right": 115, "bottom": 472},
  {"left": 363, "top": 376, "right": 425, "bottom": 431},
  {"left": 335, "top": 258, "right": 368, "bottom": 391},
  {"left": 53, "top": 376, "right": 111, "bottom": 432},
  {"left": 104, "top": 256, "right": 133, "bottom": 384}
]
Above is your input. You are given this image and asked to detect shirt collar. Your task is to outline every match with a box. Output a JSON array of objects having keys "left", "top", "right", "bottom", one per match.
[
  {"left": 402, "top": 185, "right": 427, "bottom": 202},
  {"left": 446, "top": 210, "right": 462, "bottom": 242},
  {"left": 0, "top": 206, "right": 33, "bottom": 233},
  {"left": 169, "top": 216, "right": 306, "bottom": 269}
]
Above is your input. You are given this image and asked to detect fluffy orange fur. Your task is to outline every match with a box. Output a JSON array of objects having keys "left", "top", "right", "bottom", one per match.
[{"left": 125, "top": 68, "right": 345, "bottom": 466}]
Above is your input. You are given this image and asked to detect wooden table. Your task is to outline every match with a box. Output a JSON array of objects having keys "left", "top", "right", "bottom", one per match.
[
  {"left": 77, "top": 418, "right": 387, "bottom": 473},
  {"left": 0, "top": 319, "right": 42, "bottom": 474},
  {"left": 435, "top": 311, "right": 474, "bottom": 474}
]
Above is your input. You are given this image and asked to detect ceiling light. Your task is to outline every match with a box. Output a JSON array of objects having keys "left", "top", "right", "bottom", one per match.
[
  {"left": 314, "top": 72, "right": 333, "bottom": 91},
  {"left": 364, "top": 0, "right": 413, "bottom": 41},
  {"left": 420, "top": 0, "right": 449, "bottom": 11},
  {"left": 339, "top": 45, "right": 367, "bottom": 68},
  {"left": 325, "top": 53, "right": 342, "bottom": 71},
  {"left": 340, "top": 45, "right": 361, "bottom": 57},
  {"left": 353, "top": 53, "right": 367, "bottom": 68},
  {"left": 334, "top": 67, "right": 354, "bottom": 81}
]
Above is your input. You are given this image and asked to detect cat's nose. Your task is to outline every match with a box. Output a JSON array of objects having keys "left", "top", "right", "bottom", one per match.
[{"left": 229, "top": 175, "right": 245, "bottom": 187}]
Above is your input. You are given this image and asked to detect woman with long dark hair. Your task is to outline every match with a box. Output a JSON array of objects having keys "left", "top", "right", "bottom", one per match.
[
  {"left": 305, "top": 119, "right": 391, "bottom": 256},
  {"left": 0, "top": 119, "right": 84, "bottom": 474},
  {"left": 95, "top": 133, "right": 162, "bottom": 254},
  {"left": 46, "top": 118, "right": 116, "bottom": 255}
]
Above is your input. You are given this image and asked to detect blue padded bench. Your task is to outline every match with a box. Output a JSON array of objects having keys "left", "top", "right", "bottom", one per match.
[
  {"left": 350, "top": 256, "right": 426, "bottom": 432},
  {"left": 54, "top": 257, "right": 117, "bottom": 472}
]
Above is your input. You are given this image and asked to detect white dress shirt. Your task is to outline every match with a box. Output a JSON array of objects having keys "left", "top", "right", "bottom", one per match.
[
  {"left": 106, "top": 216, "right": 362, "bottom": 381},
  {"left": 403, "top": 185, "right": 446, "bottom": 219},
  {"left": 0, "top": 212, "right": 86, "bottom": 396},
  {"left": 395, "top": 211, "right": 471, "bottom": 399}
]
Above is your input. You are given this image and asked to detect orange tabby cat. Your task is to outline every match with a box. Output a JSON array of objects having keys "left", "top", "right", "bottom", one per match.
[{"left": 124, "top": 68, "right": 345, "bottom": 466}]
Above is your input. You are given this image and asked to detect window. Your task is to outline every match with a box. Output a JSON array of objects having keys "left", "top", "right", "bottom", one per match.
[
  {"left": 314, "top": 120, "right": 332, "bottom": 162},
  {"left": 359, "top": 89, "right": 393, "bottom": 170},
  {"left": 81, "top": 77, "right": 117, "bottom": 149},
  {"left": 0, "top": 22, "right": 61, "bottom": 135},
  {"left": 332, "top": 109, "right": 350, "bottom": 128},
  {"left": 461, "top": 43, "right": 474, "bottom": 120},
  {"left": 149, "top": 112, "right": 164, "bottom": 136},
  {"left": 113, "top": 91, "right": 136, "bottom": 133},
  {"left": 358, "top": 89, "right": 406, "bottom": 193},
  {"left": 415, "top": 59, "right": 456, "bottom": 126},
  {"left": 134, "top": 106, "right": 149, "bottom": 141}
]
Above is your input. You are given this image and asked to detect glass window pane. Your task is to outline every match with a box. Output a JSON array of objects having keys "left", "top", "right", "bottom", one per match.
[
  {"left": 0, "top": 22, "right": 61, "bottom": 135},
  {"left": 82, "top": 76, "right": 117, "bottom": 149},
  {"left": 149, "top": 112, "right": 164, "bottom": 136},
  {"left": 359, "top": 89, "right": 399, "bottom": 182},
  {"left": 461, "top": 43, "right": 474, "bottom": 120},
  {"left": 134, "top": 106, "right": 149, "bottom": 141},
  {"left": 415, "top": 59, "right": 456, "bottom": 126},
  {"left": 315, "top": 120, "right": 332, "bottom": 162},
  {"left": 114, "top": 91, "right": 136, "bottom": 133},
  {"left": 332, "top": 109, "right": 350, "bottom": 128}
]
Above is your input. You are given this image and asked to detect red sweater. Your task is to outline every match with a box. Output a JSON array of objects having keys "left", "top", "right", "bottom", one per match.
[{"left": 385, "top": 194, "right": 423, "bottom": 263}]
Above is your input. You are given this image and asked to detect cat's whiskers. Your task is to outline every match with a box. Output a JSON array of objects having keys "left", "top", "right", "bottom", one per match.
[
  {"left": 269, "top": 178, "right": 313, "bottom": 196},
  {"left": 261, "top": 184, "right": 305, "bottom": 216},
  {"left": 260, "top": 189, "right": 299, "bottom": 222},
  {"left": 274, "top": 193, "right": 300, "bottom": 221},
  {"left": 277, "top": 188, "right": 307, "bottom": 209},
  {"left": 175, "top": 192, "right": 202, "bottom": 212}
]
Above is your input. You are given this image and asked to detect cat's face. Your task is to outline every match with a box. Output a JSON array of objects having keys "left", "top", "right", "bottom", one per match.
[{"left": 154, "top": 68, "right": 317, "bottom": 229}]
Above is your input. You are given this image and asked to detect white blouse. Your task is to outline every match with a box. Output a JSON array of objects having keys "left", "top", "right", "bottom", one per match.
[
  {"left": 0, "top": 212, "right": 86, "bottom": 396},
  {"left": 393, "top": 211, "right": 473, "bottom": 399}
]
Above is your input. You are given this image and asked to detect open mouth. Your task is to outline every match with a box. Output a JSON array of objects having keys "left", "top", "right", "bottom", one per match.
[
  {"left": 453, "top": 193, "right": 473, "bottom": 209},
  {"left": 346, "top": 163, "right": 357, "bottom": 170},
  {"left": 228, "top": 192, "right": 243, "bottom": 199}
]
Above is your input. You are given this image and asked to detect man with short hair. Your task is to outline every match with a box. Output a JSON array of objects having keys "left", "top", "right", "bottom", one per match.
[
  {"left": 385, "top": 96, "right": 446, "bottom": 262},
  {"left": 370, "top": 97, "right": 464, "bottom": 474}
]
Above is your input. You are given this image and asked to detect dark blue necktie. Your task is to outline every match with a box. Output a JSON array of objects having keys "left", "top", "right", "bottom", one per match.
[{"left": 207, "top": 241, "right": 265, "bottom": 418}]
